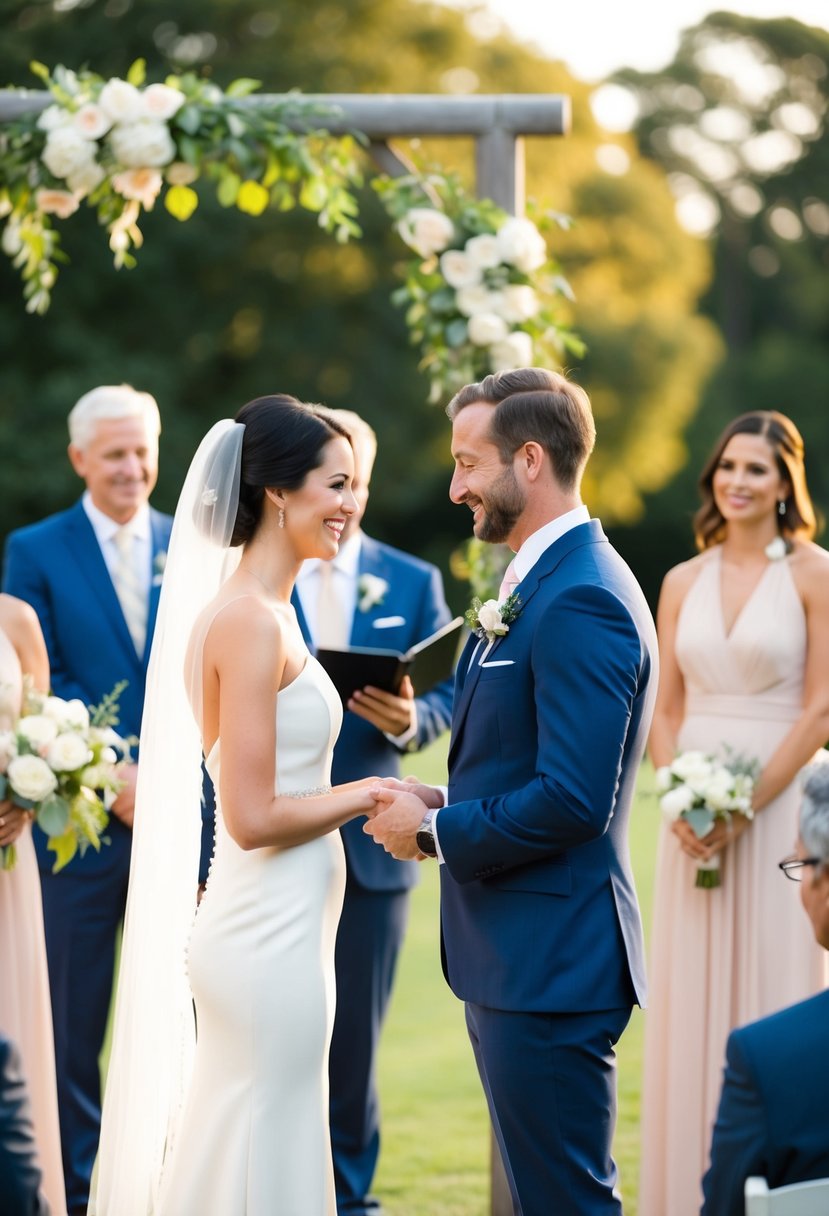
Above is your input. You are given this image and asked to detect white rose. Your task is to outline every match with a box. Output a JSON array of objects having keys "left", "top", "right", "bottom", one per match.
[
  {"left": 37, "top": 105, "right": 72, "bottom": 133},
  {"left": 7, "top": 754, "right": 58, "bottom": 803},
  {"left": 464, "top": 232, "right": 502, "bottom": 270},
  {"left": 98, "top": 78, "right": 144, "bottom": 124},
  {"left": 439, "top": 249, "right": 482, "bottom": 289},
  {"left": 695, "top": 770, "right": 734, "bottom": 811},
  {"left": 671, "top": 751, "right": 713, "bottom": 785},
  {"left": 456, "top": 284, "right": 503, "bottom": 317},
  {"left": 18, "top": 715, "right": 59, "bottom": 750},
  {"left": 35, "top": 189, "right": 80, "bottom": 219},
  {"left": 467, "top": 312, "right": 509, "bottom": 347},
  {"left": 42, "top": 697, "right": 89, "bottom": 731},
  {"left": 142, "top": 83, "right": 186, "bottom": 121},
  {"left": 166, "top": 160, "right": 199, "bottom": 186},
  {"left": 1, "top": 222, "right": 22, "bottom": 257},
  {"left": 73, "top": 103, "right": 111, "bottom": 141},
  {"left": 42, "top": 127, "right": 96, "bottom": 180},
  {"left": 89, "top": 726, "right": 124, "bottom": 749},
  {"left": 66, "top": 159, "right": 106, "bottom": 199},
  {"left": 112, "top": 167, "right": 163, "bottom": 209},
  {"left": 46, "top": 732, "right": 93, "bottom": 773},
  {"left": 489, "top": 330, "right": 534, "bottom": 371},
  {"left": 496, "top": 216, "right": 548, "bottom": 273},
  {"left": 659, "top": 785, "right": 695, "bottom": 820},
  {"left": 109, "top": 119, "right": 176, "bottom": 168},
  {"left": 396, "top": 208, "right": 455, "bottom": 258},
  {"left": 477, "top": 599, "right": 508, "bottom": 637},
  {"left": 654, "top": 765, "right": 673, "bottom": 793},
  {"left": 498, "top": 284, "right": 540, "bottom": 323},
  {"left": 0, "top": 730, "right": 18, "bottom": 772}
]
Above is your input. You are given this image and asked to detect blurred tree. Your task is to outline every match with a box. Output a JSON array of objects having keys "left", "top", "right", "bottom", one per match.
[
  {"left": 0, "top": 0, "right": 716, "bottom": 611},
  {"left": 611, "top": 12, "right": 829, "bottom": 604}
]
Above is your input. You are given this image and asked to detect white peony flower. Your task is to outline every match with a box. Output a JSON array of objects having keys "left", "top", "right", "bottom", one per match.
[
  {"left": 765, "top": 536, "right": 788, "bottom": 561},
  {"left": 42, "top": 697, "right": 90, "bottom": 731},
  {"left": 18, "top": 715, "right": 59, "bottom": 750},
  {"left": 35, "top": 189, "right": 80, "bottom": 219},
  {"left": 498, "top": 284, "right": 540, "bottom": 323},
  {"left": 396, "top": 208, "right": 455, "bottom": 258},
  {"left": 489, "top": 330, "right": 534, "bottom": 371},
  {"left": 98, "top": 78, "right": 144, "bottom": 124},
  {"left": 42, "top": 127, "right": 96, "bottom": 180},
  {"left": 496, "top": 216, "right": 548, "bottom": 273},
  {"left": 0, "top": 730, "right": 18, "bottom": 772},
  {"left": 464, "top": 232, "right": 502, "bottom": 270},
  {"left": 695, "top": 769, "right": 734, "bottom": 811},
  {"left": 671, "top": 750, "right": 714, "bottom": 785},
  {"left": 166, "top": 160, "right": 199, "bottom": 186},
  {"left": 66, "top": 159, "right": 106, "bottom": 199},
  {"left": 109, "top": 119, "right": 176, "bottom": 168},
  {"left": 142, "top": 83, "right": 186, "bottom": 120},
  {"left": 439, "top": 248, "right": 482, "bottom": 289},
  {"left": 112, "top": 167, "right": 163, "bottom": 209},
  {"left": 73, "top": 103, "right": 111, "bottom": 141},
  {"left": 99, "top": 746, "right": 118, "bottom": 765},
  {"left": 37, "top": 105, "right": 72, "bottom": 133},
  {"left": 654, "top": 765, "right": 673, "bottom": 793},
  {"left": 89, "top": 726, "right": 124, "bottom": 749},
  {"left": 456, "top": 284, "right": 503, "bottom": 317},
  {"left": 46, "top": 732, "right": 92, "bottom": 773},
  {"left": 467, "top": 312, "right": 509, "bottom": 347},
  {"left": 660, "top": 785, "right": 695, "bottom": 820},
  {"left": 7, "top": 754, "right": 58, "bottom": 803},
  {"left": 477, "top": 599, "right": 510, "bottom": 637}
]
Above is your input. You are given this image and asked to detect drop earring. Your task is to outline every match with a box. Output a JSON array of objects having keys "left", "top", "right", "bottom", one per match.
[
  {"left": 278, "top": 507, "right": 285, "bottom": 529},
  {"left": 778, "top": 499, "right": 787, "bottom": 516}
]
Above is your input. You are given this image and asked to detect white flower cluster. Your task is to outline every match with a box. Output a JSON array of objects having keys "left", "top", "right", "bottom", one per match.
[
  {"left": 357, "top": 573, "right": 389, "bottom": 613},
  {"left": 655, "top": 750, "right": 756, "bottom": 821},
  {"left": 396, "top": 208, "right": 548, "bottom": 372},
  {"left": 36, "top": 77, "right": 187, "bottom": 225}
]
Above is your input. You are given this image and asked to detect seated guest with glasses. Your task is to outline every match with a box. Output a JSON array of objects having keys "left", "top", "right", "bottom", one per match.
[{"left": 702, "top": 762, "right": 829, "bottom": 1215}]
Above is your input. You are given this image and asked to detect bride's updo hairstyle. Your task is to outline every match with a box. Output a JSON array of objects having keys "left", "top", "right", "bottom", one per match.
[
  {"left": 694, "top": 409, "right": 817, "bottom": 551},
  {"left": 230, "top": 394, "right": 351, "bottom": 547}
]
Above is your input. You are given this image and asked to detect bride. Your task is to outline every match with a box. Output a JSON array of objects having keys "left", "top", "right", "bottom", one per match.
[{"left": 91, "top": 395, "right": 381, "bottom": 1215}]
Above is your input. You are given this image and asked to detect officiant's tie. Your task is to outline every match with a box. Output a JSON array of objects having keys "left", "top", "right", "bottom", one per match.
[
  {"left": 316, "top": 561, "right": 349, "bottom": 650},
  {"left": 113, "top": 526, "right": 148, "bottom": 656},
  {"left": 498, "top": 558, "right": 519, "bottom": 602}
]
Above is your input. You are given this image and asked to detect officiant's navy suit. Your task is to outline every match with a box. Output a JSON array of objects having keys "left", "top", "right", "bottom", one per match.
[
  {"left": 438, "top": 519, "right": 656, "bottom": 1215},
  {"left": 702, "top": 989, "right": 829, "bottom": 1216},
  {"left": 3, "top": 499, "right": 172, "bottom": 1212},
  {"left": 294, "top": 532, "right": 453, "bottom": 1214}
]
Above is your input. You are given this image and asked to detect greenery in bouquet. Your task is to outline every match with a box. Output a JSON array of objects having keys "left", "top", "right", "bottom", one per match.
[
  {"left": 656, "top": 749, "right": 759, "bottom": 888},
  {"left": 0, "top": 679, "right": 132, "bottom": 872},
  {"left": 374, "top": 170, "right": 585, "bottom": 404},
  {"left": 0, "top": 59, "right": 364, "bottom": 313}
]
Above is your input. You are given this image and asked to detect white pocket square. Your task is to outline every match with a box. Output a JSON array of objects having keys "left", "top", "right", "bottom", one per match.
[
  {"left": 479, "top": 659, "right": 515, "bottom": 668},
  {"left": 373, "top": 616, "right": 406, "bottom": 628}
]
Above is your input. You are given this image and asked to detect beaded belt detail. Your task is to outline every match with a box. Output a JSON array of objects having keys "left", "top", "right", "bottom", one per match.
[{"left": 285, "top": 785, "right": 332, "bottom": 798}]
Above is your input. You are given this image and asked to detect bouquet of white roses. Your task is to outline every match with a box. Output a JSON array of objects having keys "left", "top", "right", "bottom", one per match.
[
  {"left": 0, "top": 679, "right": 132, "bottom": 872},
  {"left": 655, "top": 749, "right": 758, "bottom": 888}
]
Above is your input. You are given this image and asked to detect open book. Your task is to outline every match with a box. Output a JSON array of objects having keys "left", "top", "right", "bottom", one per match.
[{"left": 316, "top": 616, "right": 465, "bottom": 707}]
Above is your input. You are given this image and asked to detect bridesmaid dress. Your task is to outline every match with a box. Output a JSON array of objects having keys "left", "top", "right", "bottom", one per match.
[
  {"left": 0, "top": 623, "right": 67, "bottom": 1215},
  {"left": 639, "top": 548, "right": 829, "bottom": 1216}
]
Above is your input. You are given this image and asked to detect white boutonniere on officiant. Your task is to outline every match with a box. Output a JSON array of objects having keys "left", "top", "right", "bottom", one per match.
[{"left": 152, "top": 550, "right": 167, "bottom": 587}]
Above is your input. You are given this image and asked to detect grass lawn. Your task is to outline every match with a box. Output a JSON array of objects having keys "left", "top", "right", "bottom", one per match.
[{"left": 373, "top": 737, "right": 659, "bottom": 1215}]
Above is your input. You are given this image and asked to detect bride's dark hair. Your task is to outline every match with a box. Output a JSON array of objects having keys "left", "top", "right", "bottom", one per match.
[{"left": 230, "top": 394, "right": 351, "bottom": 546}]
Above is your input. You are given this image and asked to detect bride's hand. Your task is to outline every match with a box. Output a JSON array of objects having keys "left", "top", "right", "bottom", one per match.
[
  {"left": 0, "top": 800, "right": 33, "bottom": 847},
  {"left": 376, "top": 775, "right": 444, "bottom": 810}
]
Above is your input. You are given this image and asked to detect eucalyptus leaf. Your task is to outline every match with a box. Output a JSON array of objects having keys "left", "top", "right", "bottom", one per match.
[{"left": 37, "top": 794, "right": 70, "bottom": 837}]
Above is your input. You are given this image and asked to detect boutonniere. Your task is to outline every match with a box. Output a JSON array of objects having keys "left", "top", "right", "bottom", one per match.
[
  {"left": 152, "top": 550, "right": 167, "bottom": 587},
  {"left": 764, "top": 536, "right": 790, "bottom": 561},
  {"left": 465, "top": 592, "right": 522, "bottom": 643},
  {"left": 357, "top": 573, "right": 389, "bottom": 612}
]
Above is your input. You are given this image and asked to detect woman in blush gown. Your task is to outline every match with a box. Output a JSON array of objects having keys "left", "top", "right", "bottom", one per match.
[
  {"left": 639, "top": 411, "right": 829, "bottom": 1216},
  {"left": 0, "top": 593, "right": 67, "bottom": 1216},
  {"left": 92, "top": 396, "right": 382, "bottom": 1216}
]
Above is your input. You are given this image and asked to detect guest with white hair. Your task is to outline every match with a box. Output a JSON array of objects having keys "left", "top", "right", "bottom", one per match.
[
  {"left": 2, "top": 383, "right": 172, "bottom": 1216},
  {"left": 702, "top": 762, "right": 829, "bottom": 1215}
]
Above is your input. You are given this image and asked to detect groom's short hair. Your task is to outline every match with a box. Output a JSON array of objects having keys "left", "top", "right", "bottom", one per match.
[
  {"left": 68, "top": 384, "right": 161, "bottom": 450},
  {"left": 446, "top": 367, "right": 596, "bottom": 493}
]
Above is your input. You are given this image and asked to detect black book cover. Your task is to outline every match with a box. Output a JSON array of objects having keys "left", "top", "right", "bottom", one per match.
[{"left": 316, "top": 616, "right": 464, "bottom": 707}]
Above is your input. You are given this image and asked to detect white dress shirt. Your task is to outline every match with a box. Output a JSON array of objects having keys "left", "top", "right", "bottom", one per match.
[{"left": 82, "top": 492, "right": 152, "bottom": 601}]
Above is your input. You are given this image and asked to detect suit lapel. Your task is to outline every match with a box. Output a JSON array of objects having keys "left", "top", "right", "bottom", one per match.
[
  {"left": 350, "top": 536, "right": 391, "bottom": 648},
  {"left": 63, "top": 503, "right": 140, "bottom": 666}
]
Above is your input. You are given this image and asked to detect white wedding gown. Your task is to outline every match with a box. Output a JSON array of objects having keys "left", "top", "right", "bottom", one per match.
[{"left": 157, "top": 655, "right": 345, "bottom": 1215}]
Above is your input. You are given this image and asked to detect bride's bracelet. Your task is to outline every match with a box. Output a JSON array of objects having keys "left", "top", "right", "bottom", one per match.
[{"left": 286, "top": 785, "right": 332, "bottom": 799}]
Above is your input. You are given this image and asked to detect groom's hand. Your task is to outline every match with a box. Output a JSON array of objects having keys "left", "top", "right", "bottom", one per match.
[
  {"left": 364, "top": 788, "right": 428, "bottom": 860},
  {"left": 379, "top": 775, "right": 444, "bottom": 810}
]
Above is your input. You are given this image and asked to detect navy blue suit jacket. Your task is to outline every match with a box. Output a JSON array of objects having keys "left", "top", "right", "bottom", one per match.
[
  {"left": 0, "top": 1036, "right": 50, "bottom": 1216},
  {"left": 293, "top": 533, "right": 454, "bottom": 892},
  {"left": 702, "top": 989, "right": 829, "bottom": 1216},
  {"left": 2, "top": 499, "right": 173, "bottom": 873},
  {"left": 439, "top": 519, "right": 656, "bottom": 1013}
]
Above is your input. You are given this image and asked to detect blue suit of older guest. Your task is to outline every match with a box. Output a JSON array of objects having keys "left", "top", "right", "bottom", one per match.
[
  {"left": 3, "top": 471, "right": 171, "bottom": 1213},
  {"left": 701, "top": 989, "right": 829, "bottom": 1216},
  {"left": 294, "top": 530, "right": 453, "bottom": 1215}
]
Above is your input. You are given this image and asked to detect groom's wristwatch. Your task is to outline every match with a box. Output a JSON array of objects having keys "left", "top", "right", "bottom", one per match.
[{"left": 416, "top": 809, "right": 437, "bottom": 858}]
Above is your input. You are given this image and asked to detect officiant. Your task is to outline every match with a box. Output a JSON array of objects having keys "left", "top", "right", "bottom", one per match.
[{"left": 294, "top": 406, "right": 454, "bottom": 1216}]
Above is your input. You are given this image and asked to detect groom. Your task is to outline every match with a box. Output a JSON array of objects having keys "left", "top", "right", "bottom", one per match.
[{"left": 367, "top": 368, "right": 657, "bottom": 1214}]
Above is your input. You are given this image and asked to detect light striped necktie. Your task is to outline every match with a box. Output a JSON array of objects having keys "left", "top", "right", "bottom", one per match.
[
  {"left": 498, "top": 558, "right": 519, "bottom": 602},
  {"left": 113, "top": 526, "right": 148, "bottom": 656},
  {"left": 316, "top": 561, "right": 350, "bottom": 650}
]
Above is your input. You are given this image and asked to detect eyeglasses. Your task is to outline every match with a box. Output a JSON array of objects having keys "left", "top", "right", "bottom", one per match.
[{"left": 778, "top": 855, "right": 822, "bottom": 882}]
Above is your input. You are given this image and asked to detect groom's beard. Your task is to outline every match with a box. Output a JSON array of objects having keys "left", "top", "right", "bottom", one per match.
[{"left": 474, "top": 466, "right": 525, "bottom": 544}]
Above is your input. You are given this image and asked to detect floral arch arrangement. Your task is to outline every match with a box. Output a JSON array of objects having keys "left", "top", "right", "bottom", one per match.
[{"left": 0, "top": 60, "right": 580, "bottom": 402}]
